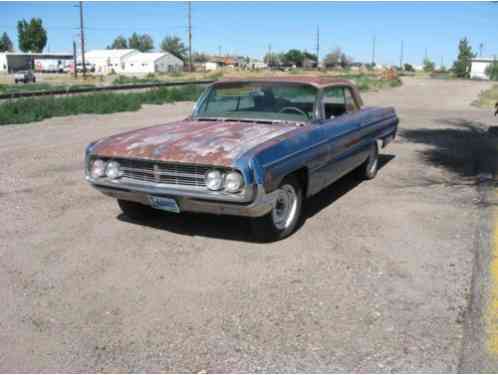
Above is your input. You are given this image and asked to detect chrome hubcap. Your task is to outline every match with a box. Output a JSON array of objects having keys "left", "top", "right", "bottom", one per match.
[
  {"left": 368, "top": 147, "right": 378, "bottom": 175},
  {"left": 272, "top": 184, "right": 298, "bottom": 230}
]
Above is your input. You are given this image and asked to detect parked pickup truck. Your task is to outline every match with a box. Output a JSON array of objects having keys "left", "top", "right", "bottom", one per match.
[
  {"left": 85, "top": 77, "right": 398, "bottom": 241},
  {"left": 14, "top": 70, "right": 36, "bottom": 84}
]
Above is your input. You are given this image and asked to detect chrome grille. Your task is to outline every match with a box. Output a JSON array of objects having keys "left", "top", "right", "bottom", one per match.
[{"left": 109, "top": 158, "right": 212, "bottom": 187}]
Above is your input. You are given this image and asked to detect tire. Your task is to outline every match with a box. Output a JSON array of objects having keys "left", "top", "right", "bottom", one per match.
[
  {"left": 251, "top": 175, "right": 303, "bottom": 242},
  {"left": 32, "top": 77, "right": 36, "bottom": 83},
  {"left": 118, "top": 199, "right": 158, "bottom": 221},
  {"left": 356, "top": 142, "right": 379, "bottom": 180}
]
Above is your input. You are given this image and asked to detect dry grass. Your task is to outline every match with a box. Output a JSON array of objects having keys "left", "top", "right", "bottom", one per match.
[{"left": 473, "top": 85, "right": 498, "bottom": 109}]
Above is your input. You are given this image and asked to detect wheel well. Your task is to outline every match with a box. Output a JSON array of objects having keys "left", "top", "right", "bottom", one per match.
[{"left": 290, "top": 167, "right": 309, "bottom": 198}]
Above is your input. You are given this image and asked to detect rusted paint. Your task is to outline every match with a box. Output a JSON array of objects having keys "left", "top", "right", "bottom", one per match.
[{"left": 93, "top": 119, "right": 298, "bottom": 167}]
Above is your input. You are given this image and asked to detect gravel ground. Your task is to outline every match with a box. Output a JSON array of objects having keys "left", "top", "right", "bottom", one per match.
[{"left": 0, "top": 77, "right": 495, "bottom": 372}]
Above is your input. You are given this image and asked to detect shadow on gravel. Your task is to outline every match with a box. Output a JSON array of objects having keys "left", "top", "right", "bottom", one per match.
[
  {"left": 400, "top": 118, "right": 498, "bottom": 179},
  {"left": 118, "top": 154, "right": 395, "bottom": 242}
]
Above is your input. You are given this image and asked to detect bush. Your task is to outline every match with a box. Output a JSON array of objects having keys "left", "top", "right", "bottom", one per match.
[
  {"left": 485, "top": 61, "right": 498, "bottom": 81},
  {"left": 0, "top": 84, "right": 205, "bottom": 125}
]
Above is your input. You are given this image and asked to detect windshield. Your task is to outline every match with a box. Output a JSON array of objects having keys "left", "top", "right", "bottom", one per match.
[{"left": 194, "top": 82, "right": 318, "bottom": 123}]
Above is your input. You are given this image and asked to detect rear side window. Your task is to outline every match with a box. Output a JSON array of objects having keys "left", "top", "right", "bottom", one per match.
[{"left": 323, "top": 86, "right": 346, "bottom": 119}]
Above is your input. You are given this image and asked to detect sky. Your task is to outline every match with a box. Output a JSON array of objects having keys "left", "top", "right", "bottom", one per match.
[{"left": 0, "top": 1, "right": 497, "bottom": 67}]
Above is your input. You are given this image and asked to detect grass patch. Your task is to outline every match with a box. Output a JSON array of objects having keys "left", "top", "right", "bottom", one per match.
[
  {"left": 337, "top": 74, "right": 402, "bottom": 91},
  {"left": 0, "top": 84, "right": 204, "bottom": 125},
  {"left": 112, "top": 74, "right": 161, "bottom": 85},
  {"left": 472, "top": 85, "right": 498, "bottom": 109},
  {"left": 0, "top": 82, "right": 96, "bottom": 94}
]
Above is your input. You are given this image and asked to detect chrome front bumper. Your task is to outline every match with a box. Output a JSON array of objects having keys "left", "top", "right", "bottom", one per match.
[{"left": 86, "top": 177, "right": 277, "bottom": 218}]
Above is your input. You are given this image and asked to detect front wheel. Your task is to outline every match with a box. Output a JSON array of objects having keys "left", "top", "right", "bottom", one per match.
[
  {"left": 251, "top": 176, "right": 303, "bottom": 242},
  {"left": 356, "top": 142, "right": 379, "bottom": 180}
]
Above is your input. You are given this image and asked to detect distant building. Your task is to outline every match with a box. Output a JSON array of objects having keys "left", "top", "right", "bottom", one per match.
[
  {"left": 471, "top": 57, "right": 496, "bottom": 80},
  {"left": 0, "top": 52, "right": 72, "bottom": 73},
  {"left": 83, "top": 49, "right": 138, "bottom": 74},
  {"left": 124, "top": 52, "right": 183, "bottom": 74}
]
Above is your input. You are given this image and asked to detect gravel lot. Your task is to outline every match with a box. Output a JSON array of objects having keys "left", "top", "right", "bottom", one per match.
[{"left": 0, "top": 77, "right": 495, "bottom": 372}]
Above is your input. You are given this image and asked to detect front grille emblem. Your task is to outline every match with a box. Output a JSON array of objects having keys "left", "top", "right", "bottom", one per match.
[{"left": 153, "top": 164, "right": 160, "bottom": 183}]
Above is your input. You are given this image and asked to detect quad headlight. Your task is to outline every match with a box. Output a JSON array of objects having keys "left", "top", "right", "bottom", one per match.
[
  {"left": 224, "top": 171, "right": 244, "bottom": 193},
  {"left": 205, "top": 170, "right": 224, "bottom": 191},
  {"left": 105, "top": 160, "right": 122, "bottom": 179},
  {"left": 90, "top": 159, "right": 122, "bottom": 180},
  {"left": 90, "top": 159, "right": 106, "bottom": 179},
  {"left": 205, "top": 169, "right": 244, "bottom": 193}
]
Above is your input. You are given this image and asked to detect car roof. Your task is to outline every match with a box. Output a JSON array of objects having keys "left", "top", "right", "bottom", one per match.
[{"left": 215, "top": 76, "right": 355, "bottom": 89}]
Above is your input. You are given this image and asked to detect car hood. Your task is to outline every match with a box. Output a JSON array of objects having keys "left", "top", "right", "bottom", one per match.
[{"left": 92, "top": 119, "right": 298, "bottom": 167}]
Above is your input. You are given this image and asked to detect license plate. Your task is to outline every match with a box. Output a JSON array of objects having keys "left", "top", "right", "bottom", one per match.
[{"left": 148, "top": 196, "right": 180, "bottom": 213}]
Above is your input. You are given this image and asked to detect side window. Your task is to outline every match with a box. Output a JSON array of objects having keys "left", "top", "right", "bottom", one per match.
[
  {"left": 344, "top": 88, "right": 358, "bottom": 113},
  {"left": 323, "top": 86, "right": 346, "bottom": 119}
]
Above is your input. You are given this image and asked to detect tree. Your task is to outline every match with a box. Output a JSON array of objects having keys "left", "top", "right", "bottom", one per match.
[
  {"left": 128, "top": 33, "right": 154, "bottom": 52},
  {"left": 263, "top": 52, "right": 282, "bottom": 67},
  {"left": 340, "top": 53, "right": 353, "bottom": 69},
  {"left": 423, "top": 57, "right": 435, "bottom": 72},
  {"left": 323, "top": 48, "right": 343, "bottom": 68},
  {"left": 0, "top": 32, "right": 14, "bottom": 52},
  {"left": 283, "top": 49, "right": 304, "bottom": 67},
  {"left": 485, "top": 60, "right": 498, "bottom": 81},
  {"left": 17, "top": 18, "right": 47, "bottom": 52},
  {"left": 452, "top": 37, "right": 476, "bottom": 78},
  {"left": 160, "top": 36, "right": 187, "bottom": 61},
  {"left": 403, "top": 63, "right": 415, "bottom": 72},
  {"left": 109, "top": 35, "right": 128, "bottom": 49},
  {"left": 192, "top": 51, "right": 209, "bottom": 63}
]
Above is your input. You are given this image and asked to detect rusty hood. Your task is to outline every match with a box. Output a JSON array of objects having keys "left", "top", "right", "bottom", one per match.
[{"left": 92, "top": 119, "right": 298, "bottom": 167}]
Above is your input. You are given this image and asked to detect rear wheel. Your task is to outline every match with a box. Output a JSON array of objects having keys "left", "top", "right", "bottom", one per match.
[
  {"left": 118, "top": 199, "right": 158, "bottom": 221},
  {"left": 251, "top": 176, "right": 303, "bottom": 242},
  {"left": 357, "top": 142, "right": 379, "bottom": 180}
]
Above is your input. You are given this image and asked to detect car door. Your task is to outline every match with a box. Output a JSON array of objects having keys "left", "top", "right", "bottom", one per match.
[{"left": 318, "top": 85, "right": 364, "bottom": 188}]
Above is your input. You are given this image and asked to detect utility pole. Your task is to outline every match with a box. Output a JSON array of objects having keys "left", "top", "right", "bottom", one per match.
[
  {"left": 268, "top": 44, "right": 272, "bottom": 67},
  {"left": 188, "top": 1, "right": 192, "bottom": 72},
  {"left": 79, "top": 1, "right": 86, "bottom": 78},
  {"left": 399, "top": 40, "right": 404, "bottom": 69},
  {"left": 479, "top": 43, "right": 484, "bottom": 57},
  {"left": 73, "top": 40, "right": 78, "bottom": 78},
  {"left": 371, "top": 35, "right": 376, "bottom": 66},
  {"left": 218, "top": 45, "right": 221, "bottom": 57},
  {"left": 315, "top": 25, "right": 320, "bottom": 69}
]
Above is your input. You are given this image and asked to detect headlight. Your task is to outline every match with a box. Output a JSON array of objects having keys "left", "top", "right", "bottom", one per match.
[
  {"left": 205, "top": 170, "right": 224, "bottom": 191},
  {"left": 90, "top": 159, "right": 106, "bottom": 179},
  {"left": 105, "top": 161, "right": 122, "bottom": 179},
  {"left": 224, "top": 171, "right": 244, "bottom": 193}
]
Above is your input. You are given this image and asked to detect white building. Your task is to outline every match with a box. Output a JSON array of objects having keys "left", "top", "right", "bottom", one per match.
[
  {"left": 470, "top": 57, "right": 496, "bottom": 80},
  {"left": 83, "top": 49, "right": 138, "bottom": 74},
  {"left": 0, "top": 52, "right": 72, "bottom": 73},
  {"left": 124, "top": 52, "right": 183, "bottom": 74}
]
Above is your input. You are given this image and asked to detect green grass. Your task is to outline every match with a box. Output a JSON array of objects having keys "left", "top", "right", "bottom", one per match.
[
  {"left": 0, "top": 82, "right": 96, "bottom": 94},
  {"left": 0, "top": 84, "right": 205, "bottom": 125},
  {"left": 112, "top": 74, "right": 161, "bottom": 85},
  {"left": 472, "top": 84, "right": 498, "bottom": 109},
  {"left": 338, "top": 74, "right": 402, "bottom": 91}
]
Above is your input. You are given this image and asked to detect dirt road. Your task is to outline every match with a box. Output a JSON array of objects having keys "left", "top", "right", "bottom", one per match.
[{"left": 0, "top": 77, "right": 496, "bottom": 372}]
